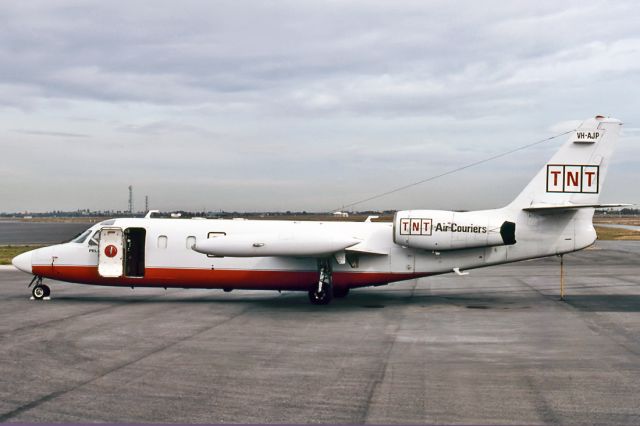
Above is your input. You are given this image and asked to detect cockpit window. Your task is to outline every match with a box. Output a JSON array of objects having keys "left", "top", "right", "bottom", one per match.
[
  {"left": 88, "top": 230, "right": 101, "bottom": 246},
  {"left": 71, "top": 230, "right": 91, "bottom": 243}
]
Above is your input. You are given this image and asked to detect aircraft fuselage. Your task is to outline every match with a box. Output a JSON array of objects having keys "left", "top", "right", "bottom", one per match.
[{"left": 13, "top": 207, "right": 594, "bottom": 293}]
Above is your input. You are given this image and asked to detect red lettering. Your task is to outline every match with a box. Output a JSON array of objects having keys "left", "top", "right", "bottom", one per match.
[
  {"left": 584, "top": 171, "right": 596, "bottom": 186},
  {"left": 550, "top": 171, "right": 561, "bottom": 185},
  {"left": 412, "top": 221, "right": 420, "bottom": 232},
  {"left": 566, "top": 171, "right": 579, "bottom": 187},
  {"left": 402, "top": 221, "right": 409, "bottom": 232}
]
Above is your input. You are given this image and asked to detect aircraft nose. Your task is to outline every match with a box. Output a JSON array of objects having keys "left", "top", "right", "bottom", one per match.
[{"left": 12, "top": 251, "right": 33, "bottom": 274}]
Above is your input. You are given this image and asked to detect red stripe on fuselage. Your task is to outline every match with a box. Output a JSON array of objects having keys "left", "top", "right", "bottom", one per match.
[{"left": 32, "top": 265, "right": 430, "bottom": 291}]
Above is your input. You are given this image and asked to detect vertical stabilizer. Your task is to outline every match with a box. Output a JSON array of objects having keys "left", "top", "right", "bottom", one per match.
[{"left": 508, "top": 116, "right": 622, "bottom": 210}]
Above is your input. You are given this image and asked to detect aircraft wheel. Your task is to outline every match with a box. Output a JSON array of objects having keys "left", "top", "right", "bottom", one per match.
[
  {"left": 333, "top": 287, "right": 350, "bottom": 298},
  {"left": 42, "top": 284, "right": 51, "bottom": 297},
  {"left": 308, "top": 288, "right": 333, "bottom": 305},
  {"left": 32, "top": 285, "right": 46, "bottom": 300}
]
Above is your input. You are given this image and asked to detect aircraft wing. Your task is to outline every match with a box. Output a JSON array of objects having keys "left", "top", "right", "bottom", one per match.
[
  {"left": 192, "top": 232, "right": 361, "bottom": 257},
  {"left": 345, "top": 226, "right": 392, "bottom": 255},
  {"left": 523, "top": 203, "right": 632, "bottom": 212},
  {"left": 345, "top": 243, "right": 389, "bottom": 255}
]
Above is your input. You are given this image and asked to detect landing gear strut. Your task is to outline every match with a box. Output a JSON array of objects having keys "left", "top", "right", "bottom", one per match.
[
  {"left": 28, "top": 276, "right": 50, "bottom": 300},
  {"left": 308, "top": 259, "right": 333, "bottom": 305}
]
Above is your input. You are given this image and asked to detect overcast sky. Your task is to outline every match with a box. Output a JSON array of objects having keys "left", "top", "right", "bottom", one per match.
[{"left": 1, "top": 1, "right": 639, "bottom": 213}]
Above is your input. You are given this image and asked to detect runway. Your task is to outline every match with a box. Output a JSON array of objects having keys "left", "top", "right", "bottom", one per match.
[
  {"left": 1, "top": 241, "right": 639, "bottom": 424},
  {"left": 0, "top": 220, "right": 93, "bottom": 244}
]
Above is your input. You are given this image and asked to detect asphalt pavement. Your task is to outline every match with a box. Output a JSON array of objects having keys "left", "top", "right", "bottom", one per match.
[
  {"left": 0, "top": 220, "right": 94, "bottom": 244},
  {"left": 1, "top": 241, "right": 639, "bottom": 424}
]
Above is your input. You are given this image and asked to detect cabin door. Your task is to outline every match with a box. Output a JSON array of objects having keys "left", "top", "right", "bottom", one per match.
[
  {"left": 98, "top": 227, "right": 124, "bottom": 278},
  {"left": 124, "top": 227, "right": 146, "bottom": 277}
]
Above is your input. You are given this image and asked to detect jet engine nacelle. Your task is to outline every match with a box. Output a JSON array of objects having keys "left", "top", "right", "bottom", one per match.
[{"left": 393, "top": 210, "right": 516, "bottom": 251}]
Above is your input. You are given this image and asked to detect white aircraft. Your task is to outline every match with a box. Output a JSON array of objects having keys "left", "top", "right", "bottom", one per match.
[{"left": 12, "top": 116, "right": 627, "bottom": 304}]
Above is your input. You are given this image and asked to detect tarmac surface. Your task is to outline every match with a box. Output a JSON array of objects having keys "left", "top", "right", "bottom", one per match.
[{"left": 0, "top": 241, "right": 639, "bottom": 424}]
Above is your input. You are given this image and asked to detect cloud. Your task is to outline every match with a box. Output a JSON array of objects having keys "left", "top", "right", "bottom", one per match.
[
  {"left": 116, "top": 120, "right": 220, "bottom": 139},
  {"left": 1, "top": 0, "right": 639, "bottom": 212},
  {"left": 549, "top": 120, "right": 582, "bottom": 134},
  {"left": 11, "top": 129, "right": 90, "bottom": 138}
]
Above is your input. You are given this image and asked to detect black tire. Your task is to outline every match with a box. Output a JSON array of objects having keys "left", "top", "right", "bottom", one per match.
[
  {"left": 32, "top": 286, "right": 45, "bottom": 300},
  {"left": 333, "top": 287, "right": 350, "bottom": 298},
  {"left": 308, "top": 288, "right": 333, "bottom": 305},
  {"left": 41, "top": 284, "right": 51, "bottom": 297}
]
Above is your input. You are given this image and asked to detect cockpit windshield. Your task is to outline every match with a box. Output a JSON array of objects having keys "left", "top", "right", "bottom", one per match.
[
  {"left": 88, "top": 230, "right": 101, "bottom": 246},
  {"left": 70, "top": 230, "right": 92, "bottom": 244}
]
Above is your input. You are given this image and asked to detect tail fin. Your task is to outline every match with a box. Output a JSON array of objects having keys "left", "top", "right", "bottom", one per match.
[{"left": 508, "top": 115, "right": 623, "bottom": 211}]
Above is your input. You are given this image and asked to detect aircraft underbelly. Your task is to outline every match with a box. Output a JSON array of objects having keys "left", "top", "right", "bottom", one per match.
[{"left": 32, "top": 263, "right": 423, "bottom": 290}]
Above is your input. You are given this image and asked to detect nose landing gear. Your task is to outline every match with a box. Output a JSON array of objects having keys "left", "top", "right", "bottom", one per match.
[{"left": 28, "top": 276, "right": 50, "bottom": 300}]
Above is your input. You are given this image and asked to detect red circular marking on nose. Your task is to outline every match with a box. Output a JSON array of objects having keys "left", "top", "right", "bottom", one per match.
[{"left": 104, "top": 245, "right": 118, "bottom": 258}]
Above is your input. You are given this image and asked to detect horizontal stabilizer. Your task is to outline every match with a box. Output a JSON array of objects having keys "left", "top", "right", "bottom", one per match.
[{"left": 523, "top": 203, "right": 632, "bottom": 212}]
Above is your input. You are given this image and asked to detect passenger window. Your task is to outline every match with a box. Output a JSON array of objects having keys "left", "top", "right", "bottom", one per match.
[
  {"left": 157, "top": 235, "right": 168, "bottom": 249},
  {"left": 186, "top": 236, "right": 196, "bottom": 249}
]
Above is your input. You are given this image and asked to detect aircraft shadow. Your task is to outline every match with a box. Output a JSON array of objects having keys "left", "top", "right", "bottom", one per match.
[
  {"left": 561, "top": 295, "right": 640, "bottom": 312},
  {"left": 37, "top": 289, "right": 640, "bottom": 313}
]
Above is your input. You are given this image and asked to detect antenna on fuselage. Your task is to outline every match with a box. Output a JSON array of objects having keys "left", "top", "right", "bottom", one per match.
[{"left": 335, "top": 129, "right": 574, "bottom": 211}]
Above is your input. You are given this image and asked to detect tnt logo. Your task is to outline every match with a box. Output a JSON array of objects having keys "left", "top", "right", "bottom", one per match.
[
  {"left": 546, "top": 165, "right": 599, "bottom": 193},
  {"left": 399, "top": 218, "right": 432, "bottom": 235}
]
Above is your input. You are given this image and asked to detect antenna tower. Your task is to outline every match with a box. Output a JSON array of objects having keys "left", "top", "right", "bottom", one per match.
[{"left": 128, "top": 185, "right": 133, "bottom": 214}]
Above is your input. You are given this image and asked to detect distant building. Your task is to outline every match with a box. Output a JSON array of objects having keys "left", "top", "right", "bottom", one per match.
[{"left": 333, "top": 211, "right": 349, "bottom": 218}]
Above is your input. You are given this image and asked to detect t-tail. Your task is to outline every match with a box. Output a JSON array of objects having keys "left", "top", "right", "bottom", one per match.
[
  {"left": 394, "top": 115, "right": 626, "bottom": 265},
  {"left": 502, "top": 115, "right": 627, "bottom": 258},
  {"left": 508, "top": 115, "right": 624, "bottom": 212}
]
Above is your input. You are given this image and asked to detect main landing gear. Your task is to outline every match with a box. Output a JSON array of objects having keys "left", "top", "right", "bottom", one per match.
[
  {"left": 308, "top": 259, "right": 350, "bottom": 305},
  {"left": 309, "top": 259, "right": 333, "bottom": 305},
  {"left": 28, "top": 276, "right": 50, "bottom": 300}
]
